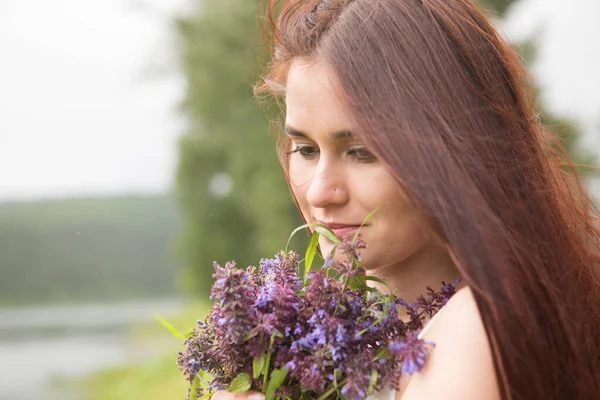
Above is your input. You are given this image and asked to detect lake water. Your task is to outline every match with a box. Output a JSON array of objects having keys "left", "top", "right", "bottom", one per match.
[{"left": 0, "top": 298, "right": 183, "bottom": 400}]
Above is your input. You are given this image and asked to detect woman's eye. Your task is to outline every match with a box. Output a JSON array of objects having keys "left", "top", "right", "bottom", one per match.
[
  {"left": 289, "top": 145, "right": 319, "bottom": 158},
  {"left": 348, "top": 147, "right": 376, "bottom": 162}
]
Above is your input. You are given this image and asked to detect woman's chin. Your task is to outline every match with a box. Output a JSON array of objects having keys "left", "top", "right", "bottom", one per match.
[{"left": 319, "top": 243, "right": 335, "bottom": 259}]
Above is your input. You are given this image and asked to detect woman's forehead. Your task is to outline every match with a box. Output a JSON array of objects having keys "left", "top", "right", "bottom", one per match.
[{"left": 285, "top": 60, "right": 357, "bottom": 135}]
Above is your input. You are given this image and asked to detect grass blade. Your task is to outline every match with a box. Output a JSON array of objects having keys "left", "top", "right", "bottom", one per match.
[
  {"left": 304, "top": 231, "right": 319, "bottom": 278},
  {"left": 154, "top": 313, "right": 185, "bottom": 339},
  {"left": 353, "top": 207, "right": 380, "bottom": 242}
]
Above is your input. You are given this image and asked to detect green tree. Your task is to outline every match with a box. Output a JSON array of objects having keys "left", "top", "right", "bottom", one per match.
[
  {"left": 173, "top": 0, "right": 302, "bottom": 297},
  {"left": 0, "top": 196, "right": 179, "bottom": 305},
  {"left": 477, "top": 0, "right": 596, "bottom": 175}
]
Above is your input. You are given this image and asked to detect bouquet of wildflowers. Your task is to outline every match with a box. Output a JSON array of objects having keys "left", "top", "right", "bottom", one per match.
[{"left": 176, "top": 224, "right": 458, "bottom": 400}]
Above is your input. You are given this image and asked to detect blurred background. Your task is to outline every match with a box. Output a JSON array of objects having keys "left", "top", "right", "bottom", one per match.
[{"left": 0, "top": 0, "right": 598, "bottom": 399}]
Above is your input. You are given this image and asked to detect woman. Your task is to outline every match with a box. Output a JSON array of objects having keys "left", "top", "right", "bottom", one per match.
[{"left": 214, "top": 0, "right": 600, "bottom": 399}]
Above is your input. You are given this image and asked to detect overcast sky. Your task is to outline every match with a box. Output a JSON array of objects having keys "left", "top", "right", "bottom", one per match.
[{"left": 0, "top": 0, "right": 599, "bottom": 202}]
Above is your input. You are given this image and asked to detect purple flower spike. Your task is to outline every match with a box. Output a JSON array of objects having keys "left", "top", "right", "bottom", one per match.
[
  {"left": 389, "top": 331, "right": 434, "bottom": 375},
  {"left": 323, "top": 252, "right": 334, "bottom": 267},
  {"left": 176, "top": 243, "right": 458, "bottom": 400},
  {"left": 259, "top": 256, "right": 278, "bottom": 273}
]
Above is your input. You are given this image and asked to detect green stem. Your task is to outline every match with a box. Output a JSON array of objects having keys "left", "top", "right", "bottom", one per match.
[
  {"left": 333, "top": 256, "right": 355, "bottom": 316},
  {"left": 333, "top": 280, "right": 348, "bottom": 316},
  {"left": 316, "top": 379, "right": 348, "bottom": 400},
  {"left": 262, "top": 335, "right": 276, "bottom": 389}
]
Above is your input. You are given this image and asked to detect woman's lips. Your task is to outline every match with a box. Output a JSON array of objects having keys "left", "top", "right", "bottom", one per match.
[
  {"left": 317, "top": 222, "right": 367, "bottom": 239},
  {"left": 329, "top": 225, "right": 361, "bottom": 238}
]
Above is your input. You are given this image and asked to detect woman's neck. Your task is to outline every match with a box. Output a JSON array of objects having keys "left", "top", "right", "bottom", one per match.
[{"left": 366, "top": 244, "right": 461, "bottom": 304}]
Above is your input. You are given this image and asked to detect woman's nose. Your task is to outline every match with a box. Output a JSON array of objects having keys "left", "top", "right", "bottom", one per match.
[{"left": 305, "top": 159, "right": 349, "bottom": 208}]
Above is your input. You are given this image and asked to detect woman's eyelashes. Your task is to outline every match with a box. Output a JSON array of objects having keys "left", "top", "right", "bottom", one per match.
[
  {"left": 288, "top": 144, "right": 376, "bottom": 163},
  {"left": 347, "top": 147, "right": 376, "bottom": 163},
  {"left": 287, "top": 144, "right": 319, "bottom": 159}
]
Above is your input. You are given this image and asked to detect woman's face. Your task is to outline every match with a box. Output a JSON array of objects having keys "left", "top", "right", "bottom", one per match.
[{"left": 284, "top": 59, "right": 432, "bottom": 271}]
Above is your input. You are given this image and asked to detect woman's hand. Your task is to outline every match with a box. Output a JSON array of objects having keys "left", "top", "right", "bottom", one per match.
[{"left": 211, "top": 391, "right": 265, "bottom": 400}]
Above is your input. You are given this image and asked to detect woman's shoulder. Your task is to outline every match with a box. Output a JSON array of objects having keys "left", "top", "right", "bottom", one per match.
[{"left": 398, "top": 287, "right": 501, "bottom": 400}]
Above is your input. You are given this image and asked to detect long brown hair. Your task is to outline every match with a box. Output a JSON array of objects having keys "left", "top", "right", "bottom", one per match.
[{"left": 254, "top": 0, "right": 600, "bottom": 398}]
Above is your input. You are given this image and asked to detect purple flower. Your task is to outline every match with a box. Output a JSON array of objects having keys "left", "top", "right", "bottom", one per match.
[
  {"left": 308, "top": 325, "right": 327, "bottom": 345},
  {"left": 339, "top": 351, "right": 373, "bottom": 400},
  {"left": 335, "top": 324, "right": 347, "bottom": 342},
  {"left": 323, "top": 252, "right": 334, "bottom": 267},
  {"left": 329, "top": 344, "right": 345, "bottom": 362},
  {"left": 254, "top": 281, "right": 275, "bottom": 308},
  {"left": 259, "top": 256, "right": 278, "bottom": 273},
  {"left": 389, "top": 331, "right": 434, "bottom": 375},
  {"left": 290, "top": 340, "right": 300, "bottom": 351},
  {"left": 299, "top": 363, "right": 326, "bottom": 392},
  {"left": 285, "top": 360, "right": 296, "bottom": 370},
  {"left": 176, "top": 242, "right": 458, "bottom": 400},
  {"left": 338, "top": 236, "right": 367, "bottom": 263}
]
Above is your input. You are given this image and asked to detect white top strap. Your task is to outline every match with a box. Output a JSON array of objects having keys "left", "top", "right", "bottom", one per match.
[
  {"left": 366, "top": 305, "right": 449, "bottom": 400},
  {"left": 418, "top": 306, "right": 446, "bottom": 339}
]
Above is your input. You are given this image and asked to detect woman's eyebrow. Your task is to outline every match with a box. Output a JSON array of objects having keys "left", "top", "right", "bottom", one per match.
[{"left": 283, "top": 125, "right": 355, "bottom": 139}]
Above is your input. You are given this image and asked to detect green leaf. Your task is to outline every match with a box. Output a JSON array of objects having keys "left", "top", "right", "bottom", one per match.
[
  {"left": 314, "top": 226, "right": 341, "bottom": 245},
  {"left": 304, "top": 231, "right": 319, "bottom": 277},
  {"left": 375, "top": 346, "right": 392, "bottom": 360},
  {"left": 348, "top": 279, "right": 368, "bottom": 291},
  {"left": 357, "top": 303, "right": 392, "bottom": 336},
  {"left": 244, "top": 330, "right": 258, "bottom": 341},
  {"left": 324, "top": 245, "right": 338, "bottom": 278},
  {"left": 253, "top": 353, "right": 267, "bottom": 379},
  {"left": 363, "top": 207, "right": 380, "bottom": 224},
  {"left": 263, "top": 334, "right": 277, "bottom": 389},
  {"left": 153, "top": 313, "right": 185, "bottom": 339},
  {"left": 228, "top": 373, "right": 252, "bottom": 393},
  {"left": 333, "top": 368, "right": 343, "bottom": 388},
  {"left": 362, "top": 275, "right": 392, "bottom": 291},
  {"left": 367, "top": 368, "right": 378, "bottom": 396},
  {"left": 353, "top": 207, "right": 380, "bottom": 242},
  {"left": 197, "top": 369, "right": 213, "bottom": 384},
  {"left": 285, "top": 222, "right": 319, "bottom": 252},
  {"left": 316, "top": 378, "right": 347, "bottom": 400},
  {"left": 265, "top": 368, "right": 289, "bottom": 400},
  {"left": 191, "top": 374, "right": 202, "bottom": 399}
]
